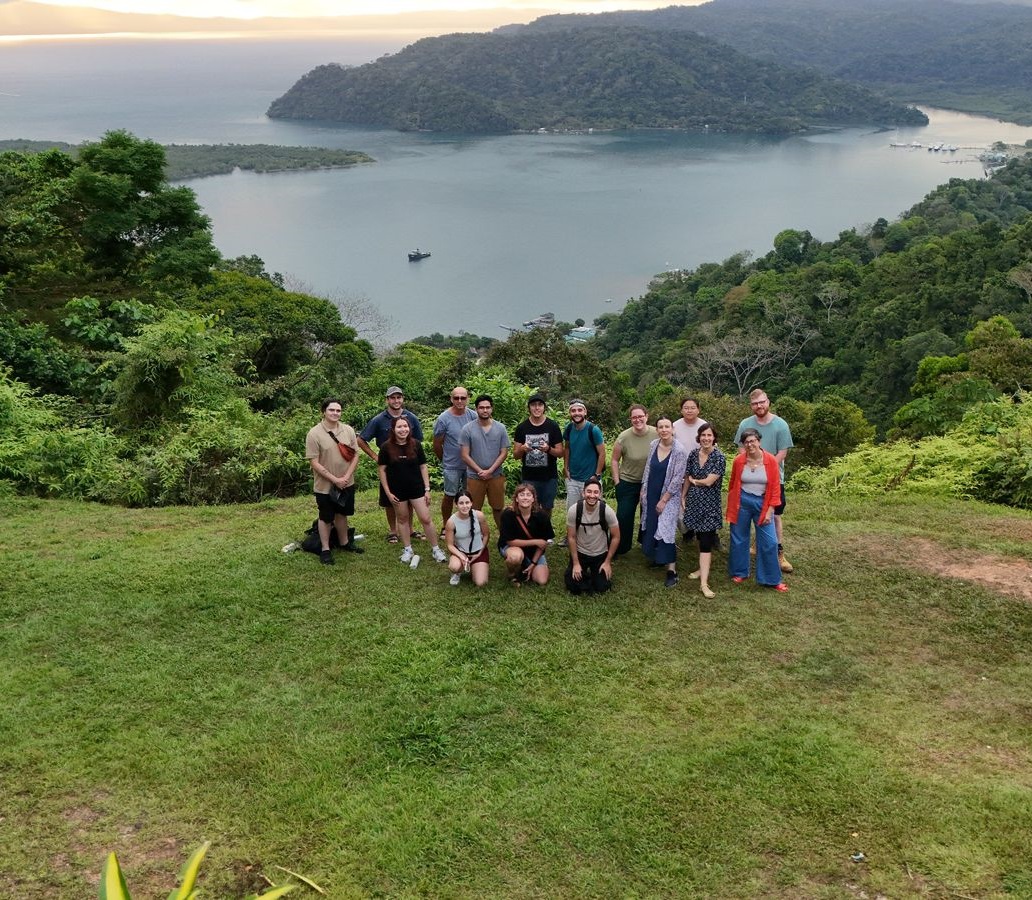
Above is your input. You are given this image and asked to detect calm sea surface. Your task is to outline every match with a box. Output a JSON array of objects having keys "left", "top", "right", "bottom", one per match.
[{"left": 4, "top": 37, "right": 1032, "bottom": 341}]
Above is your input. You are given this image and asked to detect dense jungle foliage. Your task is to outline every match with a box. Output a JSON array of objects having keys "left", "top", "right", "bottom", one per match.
[
  {"left": 511, "top": 0, "right": 1032, "bottom": 125},
  {"left": 267, "top": 26, "right": 925, "bottom": 134},
  {"left": 3, "top": 131, "right": 1032, "bottom": 509}
]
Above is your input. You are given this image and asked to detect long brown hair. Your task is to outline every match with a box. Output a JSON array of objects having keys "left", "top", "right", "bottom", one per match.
[{"left": 383, "top": 415, "right": 416, "bottom": 463}]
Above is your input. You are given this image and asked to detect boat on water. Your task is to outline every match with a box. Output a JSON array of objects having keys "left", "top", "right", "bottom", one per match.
[{"left": 408, "top": 249, "right": 431, "bottom": 261}]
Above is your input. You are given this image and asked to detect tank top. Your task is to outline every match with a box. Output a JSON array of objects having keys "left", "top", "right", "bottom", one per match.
[{"left": 449, "top": 512, "right": 485, "bottom": 554}]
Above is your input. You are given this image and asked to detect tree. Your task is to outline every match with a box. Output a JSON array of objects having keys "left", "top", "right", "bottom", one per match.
[{"left": 71, "top": 130, "right": 218, "bottom": 286}]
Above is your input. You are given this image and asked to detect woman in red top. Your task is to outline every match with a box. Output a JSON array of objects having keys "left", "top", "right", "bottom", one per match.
[{"left": 726, "top": 428, "right": 787, "bottom": 591}]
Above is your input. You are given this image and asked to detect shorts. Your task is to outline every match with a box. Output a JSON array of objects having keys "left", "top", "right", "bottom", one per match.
[
  {"left": 499, "top": 545, "right": 548, "bottom": 568},
  {"left": 774, "top": 483, "right": 787, "bottom": 516},
  {"left": 525, "top": 477, "right": 558, "bottom": 511},
  {"left": 455, "top": 544, "right": 490, "bottom": 567},
  {"left": 316, "top": 487, "right": 354, "bottom": 522},
  {"left": 442, "top": 468, "right": 467, "bottom": 497},
  {"left": 468, "top": 475, "right": 506, "bottom": 511}
]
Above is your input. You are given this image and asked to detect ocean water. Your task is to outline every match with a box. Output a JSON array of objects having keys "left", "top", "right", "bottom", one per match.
[{"left": 4, "top": 37, "right": 1032, "bottom": 341}]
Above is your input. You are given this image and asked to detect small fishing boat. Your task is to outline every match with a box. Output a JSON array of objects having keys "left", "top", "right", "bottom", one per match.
[{"left": 408, "top": 249, "right": 431, "bottom": 261}]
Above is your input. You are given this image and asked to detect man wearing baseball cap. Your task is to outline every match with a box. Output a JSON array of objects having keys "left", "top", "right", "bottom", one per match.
[{"left": 512, "top": 392, "right": 564, "bottom": 514}]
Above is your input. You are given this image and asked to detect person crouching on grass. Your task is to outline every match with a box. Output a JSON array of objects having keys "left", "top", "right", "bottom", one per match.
[
  {"left": 499, "top": 482, "right": 555, "bottom": 587},
  {"left": 444, "top": 490, "right": 491, "bottom": 587},
  {"left": 565, "top": 476, "right": 620, "bottom": 595},
  {"left": 377, "top": 416, "right": 447, "bottom": 566}
]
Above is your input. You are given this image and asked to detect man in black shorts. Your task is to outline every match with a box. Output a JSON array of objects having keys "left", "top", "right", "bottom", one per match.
[{"left": 305, "top": 398, "right": 364, "bottom": 564}]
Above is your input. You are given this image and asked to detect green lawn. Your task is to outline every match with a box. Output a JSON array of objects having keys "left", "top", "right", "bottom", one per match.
[{"left": 2, "top": 492, "right": 1030, "bottom": 898}]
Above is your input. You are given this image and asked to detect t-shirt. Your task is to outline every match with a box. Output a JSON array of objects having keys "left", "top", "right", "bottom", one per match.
[
  {"left": 514, "top": 417, "right": 563, "bottom": 481},
  {"left": 566, "top": 501, "right": 618, "bottom": 557},
  {"left": 377, "top": 441, "right": 427, "bottom": 501},
  {"left": 564, "top": 420, "right": 605, "bottom": 482},
  {"left": 360, "top": 409, "right": 423, "bottom": 448},
  {"left": 498, "top": 508, "right": 555, "bottom": 551},
  {"left": 613, "top": 425, "right": 658, "bottom": 483},
  {"left": 734, "top": 415, "right": 793, "bottom": 483},
  {"left": 672, "top": 417, "right": 708, "bottom": 457},
  {"left": 433, "top": 407, "right": 477, "bottom": 470},
  {"left": 305, "top": 423, "right": 357, "bottom": 494},
  {"left": 461, "top": 419, "right": 511, "bottom": 478}
]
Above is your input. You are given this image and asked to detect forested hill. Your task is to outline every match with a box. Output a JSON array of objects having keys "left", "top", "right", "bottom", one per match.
[
  {"left": 506, "top": 0, "right": 1032, "bottom": 125},
  {"left": 590, "top": 156, "right": 1032, "bottom": 433},
  {"left": 267, "top": 26, "right": 926, "bottom": 134}
]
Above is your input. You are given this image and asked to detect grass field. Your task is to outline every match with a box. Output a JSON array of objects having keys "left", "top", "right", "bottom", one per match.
[{"left": 2, "top": 491, "right": 1031, "bottom": 898}]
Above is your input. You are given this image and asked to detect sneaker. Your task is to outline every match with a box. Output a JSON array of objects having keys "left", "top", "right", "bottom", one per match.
[
  {"left": 731, "top": 576, "right": 746, "bottom": 584},
  {"left": 341, "top": 541, "right": 365, "bottom": 554},
  {"left": 431, "top": 546, "right": 447, "bottom": 563},
  {"left": 320, "top": 549, "right": 334, "bottom": 565},
  {"left": 774, "top": 582, "right": 789, "bottom": 592},
  {"left": 399, "top": 546, "right": 414, "bottom": 564},
  {"left": 778, "top": 551, "right": 794, "bottom": 573},
  {"left": 449, "top": 573, "right": 462, "bottom": 586},
  {"left": 665, "top": 571, "right": 679, "bottom": 588}
]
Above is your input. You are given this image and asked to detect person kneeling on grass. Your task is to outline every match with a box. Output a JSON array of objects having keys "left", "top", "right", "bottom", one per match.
[
  {"left": 445, "top": 491, "right": 491, "bottom": 587},
  {"left": 499, "top": 482, "right": 555, "bottom": 587},
  {"left": 564, "top": 476, "right": 620, "bottom": 595},
  {"left": 377, "top": 416, "right": 447, "bottom": 566}
]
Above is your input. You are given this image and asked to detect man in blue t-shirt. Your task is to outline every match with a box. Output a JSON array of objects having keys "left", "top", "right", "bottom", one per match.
[
  {"left": 734, "top": 388, "right": 795, "bottom": 572},
  {"left": 358, "top": 386, "right": 424, "bottom": 543},
  {"left": 561, "top": 399, "right": 606, "bottom": 544}
]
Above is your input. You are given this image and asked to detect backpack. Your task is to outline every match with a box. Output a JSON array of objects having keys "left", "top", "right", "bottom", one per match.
[
  {"left": 300, "top": 521, "right": 354, "bottom": 554},
  {"left": 574, "top": 499, "right": 610, "bottom": 543}
]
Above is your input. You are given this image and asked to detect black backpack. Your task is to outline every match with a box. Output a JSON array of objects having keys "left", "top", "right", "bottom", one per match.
[
  {"left": 574, "top": 499, "right": 610, "bottom": 543},
  {"left": 300, "top": 521, "right": 354, "bottom": 554}
]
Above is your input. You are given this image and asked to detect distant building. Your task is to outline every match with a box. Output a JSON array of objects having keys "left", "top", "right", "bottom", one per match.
[{"left": 565, "top": 326, "right": 596, "bottom": 344}]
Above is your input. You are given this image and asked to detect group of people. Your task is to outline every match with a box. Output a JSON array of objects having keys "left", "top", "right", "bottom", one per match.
[{"left": 304, "top": 386, "right": 795, "bottom": 595}]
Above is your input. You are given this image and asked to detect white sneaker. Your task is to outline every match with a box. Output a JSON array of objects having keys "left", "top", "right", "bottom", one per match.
[
  {"left": 400, "top": 546, "right": 414, "bottom": 564},
  {"left": 449, "top": 573, "right": 461, "bottom": 586},
  {"left": 431, "top": 546, "right": 447, "bottom": 563}
]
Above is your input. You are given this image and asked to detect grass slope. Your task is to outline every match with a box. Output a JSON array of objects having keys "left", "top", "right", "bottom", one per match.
[{"left": 1, "top": 492, "right": 1030, "bottom": 897}]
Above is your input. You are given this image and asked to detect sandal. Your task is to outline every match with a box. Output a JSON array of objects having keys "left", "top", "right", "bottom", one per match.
[
  {"left": 387, "top": 533, "right": 399, "bottom": 544},
  {"left": 412, "top": 530, "right": 425, "bottom": 541},
  {"left": 509, "top": 577, "right": 523, "bottom": 588}
]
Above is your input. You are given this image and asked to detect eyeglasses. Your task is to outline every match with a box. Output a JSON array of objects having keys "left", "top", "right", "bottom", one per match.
[{"left": 630, "top": 414, "right": 646, "bottom": 421}]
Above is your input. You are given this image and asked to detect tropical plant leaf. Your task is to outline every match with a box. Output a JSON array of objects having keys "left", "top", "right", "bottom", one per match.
[
  {"left": 167, "top": 841, "right": 210, "bottom": 900},
  {"left": 273, "top": 864, "right": 325, "bottom": 893},
  {"left": 99, "top": 852, "right": 131, "bottom": 900}
]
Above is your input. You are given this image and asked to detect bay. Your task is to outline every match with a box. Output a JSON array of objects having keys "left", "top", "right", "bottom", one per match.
[{"left": 4, "top": 37, "right": 1032, "bottom": 342}]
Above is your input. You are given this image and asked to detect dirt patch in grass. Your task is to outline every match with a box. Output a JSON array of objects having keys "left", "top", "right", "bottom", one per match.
[{"left": 865, "top": 537, "right": 1032, "bottom": 603}]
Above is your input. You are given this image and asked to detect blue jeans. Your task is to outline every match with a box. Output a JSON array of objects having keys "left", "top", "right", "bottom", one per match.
[{"left": 729, "top": 491, "right": 782, "bottom": 586}]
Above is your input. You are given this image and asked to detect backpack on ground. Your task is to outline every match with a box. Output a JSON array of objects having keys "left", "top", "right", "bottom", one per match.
[{"left": 300, "top": 521, "right": 354, "bottom": 554}]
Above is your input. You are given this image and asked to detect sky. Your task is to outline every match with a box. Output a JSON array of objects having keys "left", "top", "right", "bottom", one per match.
[{"left": 21, "top": 0, "right": 684, "bottom": 21}]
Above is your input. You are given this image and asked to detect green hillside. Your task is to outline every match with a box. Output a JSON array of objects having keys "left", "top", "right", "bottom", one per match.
[
  {"left": 267, "top": 26, "right": 926, "bottom": 134},
  {"left": 512, "top": 0, "right": 1032, "bottom": 125},
  {"left": 1, "top": 490, "right": 1030, "bottom": 896}
]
